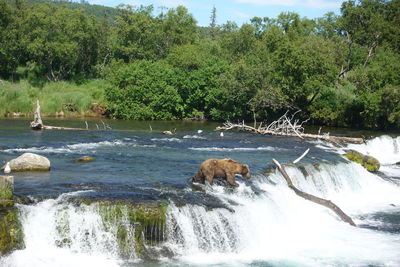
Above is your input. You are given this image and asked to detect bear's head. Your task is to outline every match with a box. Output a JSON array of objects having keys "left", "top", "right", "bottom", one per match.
[{"left": 241, "top": 164, "right": 250, "bottom": 178}]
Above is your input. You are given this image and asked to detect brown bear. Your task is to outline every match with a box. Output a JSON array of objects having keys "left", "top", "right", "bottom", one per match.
[{"left": 193, "top": 158, "right": 251, "bottom": 187}]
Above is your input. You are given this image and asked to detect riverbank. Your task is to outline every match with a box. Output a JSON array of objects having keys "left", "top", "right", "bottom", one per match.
[{"left": 0, "top": 79, "right": 107, "bottom": 118}]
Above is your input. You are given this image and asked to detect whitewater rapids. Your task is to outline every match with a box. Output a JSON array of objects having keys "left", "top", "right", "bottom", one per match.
[{"left": 1, "top": 135, "right": 400, "bottom": 267}]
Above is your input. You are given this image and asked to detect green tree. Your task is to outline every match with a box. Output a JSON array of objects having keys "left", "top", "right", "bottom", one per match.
[
  {"left": 209, "top": 6, "right": 218, "bottom": 40},
  {"left": 22, "top": 4, "right": 100, "bottom": 81},
  {"left": 105, "top": 60, "right": 183, "bottom": 120}
]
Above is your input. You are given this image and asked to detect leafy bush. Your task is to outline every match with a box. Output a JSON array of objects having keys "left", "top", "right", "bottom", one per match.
[{"left": 105, "top": 60, "right": 183, "bottom": 120}]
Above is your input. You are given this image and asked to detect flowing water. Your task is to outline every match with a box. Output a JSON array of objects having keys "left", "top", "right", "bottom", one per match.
[{"left": 0, "top": 118, "right": 399, "bottom": 266}]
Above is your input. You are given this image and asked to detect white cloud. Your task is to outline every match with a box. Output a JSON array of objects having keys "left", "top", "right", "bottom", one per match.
[{"left": 236, "top": 0, "right": 343, "bottom": 9}]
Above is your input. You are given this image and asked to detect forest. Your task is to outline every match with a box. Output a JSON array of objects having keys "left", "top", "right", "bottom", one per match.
[{"left": 0, "top": 0, "right": 399, "bottom": 129}]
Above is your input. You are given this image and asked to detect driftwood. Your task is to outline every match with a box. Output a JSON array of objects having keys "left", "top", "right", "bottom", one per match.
[
  {"left": 29, "top": 100, "right": 111, "bottom": 131},
  {"left": 30, "top": 100, "right": 43, "bottom": 130},
  {"left": 216, "top": 112, "right": 363, "bottom": 144},
  {"left": 43, "top": 125, "right": 86, "bottom": 130},
  {"left": 272, "top": 158, "right": 356, "bottom": 226}
]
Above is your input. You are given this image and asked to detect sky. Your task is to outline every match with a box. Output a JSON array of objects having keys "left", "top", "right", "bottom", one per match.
[{"left": 87, "top": 0, "right": 346, "bottom": 26}]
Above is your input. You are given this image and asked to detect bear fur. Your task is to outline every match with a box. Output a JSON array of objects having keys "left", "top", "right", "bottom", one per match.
[{"left": 193, "top": 158, "right": 250, "bottom": 186}]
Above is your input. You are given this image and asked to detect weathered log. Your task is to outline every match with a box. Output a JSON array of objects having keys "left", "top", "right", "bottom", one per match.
[
  {"left": 272, "top": 158, "right": 356, "bottom": 226},
  {"left": 43, "top": 125, "right": 86, "bottom": 130},
  {"left": 30, "top": 99, "right": 43, "bottom": 130},
  {"left": 216, "top": 121, "right": 363, "bottom": 144},
  {"left": 29, "top": 100, "right": 103, "bottom": 131},
  {"left": 293, "top": 148, "right": 310, "bottom": 164}
]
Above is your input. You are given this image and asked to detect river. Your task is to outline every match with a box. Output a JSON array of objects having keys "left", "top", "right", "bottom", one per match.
[{"left": 0, "top": 118, "right": 399, "bottom": 266}]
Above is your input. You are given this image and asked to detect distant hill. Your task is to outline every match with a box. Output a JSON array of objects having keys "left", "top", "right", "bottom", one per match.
[{"left": 23, "top": 0, "right": 120, "bottom": 23}]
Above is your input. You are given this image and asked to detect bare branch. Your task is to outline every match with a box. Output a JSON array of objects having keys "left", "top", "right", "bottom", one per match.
[
  {"left": 216, "top": 111, "right": 363, "bottom": 144},
  {"left": 293, "top": 148, "right": 310, "bottom": 164},
  {"left": 272, "top": 158, "right": 356, "bottom": 226}
]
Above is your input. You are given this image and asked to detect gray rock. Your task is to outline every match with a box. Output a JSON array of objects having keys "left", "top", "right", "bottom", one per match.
[{"left": 8, "top": 153, "right": 50, "bottom": 171}]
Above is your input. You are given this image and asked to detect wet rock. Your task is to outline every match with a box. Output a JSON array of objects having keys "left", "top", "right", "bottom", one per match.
[
  {"left": 162, "top": 131, "right": 174, "bottom": 135},
  {"left": 396, "top": 161, "right": 400, "bottom": 165},
  {"left": 6, "top": 153, "right": 50, "bottom": 172},
  {"left": 344, "top": 149, "right": 380, "bottom": 172},
  {"left": 70, "top": 198, "right": 168, "bottom": 259},
  {"left": 0, "top": 176, "right": 13, "bottom": 200},
  {"left": 13, "top": 194, "right": 34, "bottom": 205},
  {"left": 73, "top": 156, "right": 94, "bottom": 162},
  {"left": 0, "top": 207, "right": 24, "bottom": 255}
]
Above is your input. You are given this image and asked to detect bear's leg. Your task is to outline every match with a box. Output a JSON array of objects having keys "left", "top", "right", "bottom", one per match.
[
  {"left": 226, "top": 173, "right": 239, "bottom": 187},
  {"left": 205, "top": 174, "right": 214, "bottom": 185}
]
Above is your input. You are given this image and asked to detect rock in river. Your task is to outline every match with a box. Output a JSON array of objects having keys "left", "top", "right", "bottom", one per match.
[
  {"left": 74, "top": 156, "right": 94, "bottom": 162},
  {"left": 7, "top": 153, "right": 50, "bottom": 171},
  {"left": 344, "top": 149, "right": 380, "bottom": 172}
]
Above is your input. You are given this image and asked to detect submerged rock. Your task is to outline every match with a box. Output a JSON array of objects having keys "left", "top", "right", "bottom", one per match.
[
  {"left": 344, "top": 149, "right": 380, "bottom": 172},
  {"left": 73, "top": 156, "right": 94, "bottom": 162},
  {"left": 4, "top": 153, "right": 50, "bottom": 172}
]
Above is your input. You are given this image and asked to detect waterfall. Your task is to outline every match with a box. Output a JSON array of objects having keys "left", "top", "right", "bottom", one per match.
[
  {"left": 346, "top": 135, "right": 400, "bottom": 165},
  {"left": 166, "top": 161, "right": 400, "bottom": 265},
  {"left": 1, "top": 192, "right": 133, "bottom": 267},
  {"left": 2, "top": 161, "right": 400, "bottom": 266}
]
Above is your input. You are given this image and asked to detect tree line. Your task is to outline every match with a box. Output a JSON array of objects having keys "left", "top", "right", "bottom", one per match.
[{"left": 0, "top": 0, "right": 399, "bottom": 129}]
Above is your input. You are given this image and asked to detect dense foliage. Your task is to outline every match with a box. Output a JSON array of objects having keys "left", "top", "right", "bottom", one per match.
[{"left": 0, "top": 0, "right": 399, "bottom": 128}]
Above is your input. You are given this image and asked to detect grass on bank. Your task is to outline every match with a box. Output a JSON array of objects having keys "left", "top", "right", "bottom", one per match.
[{"left": 0, "top": 79, "right": 106, "bottom": 116}]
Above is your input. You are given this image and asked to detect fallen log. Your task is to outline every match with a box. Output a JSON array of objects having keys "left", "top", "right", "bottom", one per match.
[
  {"left": 29, "top": 100, "right": 110, "bottom": 131},
  {"left": 272, "top": 158, "right": 356, "bottom": 226},
  {"left": 216, "top": 113, "right": 363, "bottom": 144},
  {"left": 43, "top": 125, "right": 86, "bottom": 131}
]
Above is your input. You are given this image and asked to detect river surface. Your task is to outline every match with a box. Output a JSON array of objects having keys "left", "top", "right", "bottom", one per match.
[{"left": 0, "top": 118, "right": 400, "bottom": 267}]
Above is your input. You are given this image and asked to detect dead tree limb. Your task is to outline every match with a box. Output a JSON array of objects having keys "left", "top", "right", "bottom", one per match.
[
  {"left": 30, "top": 100, "right": 43, "bottom": 130},
  {"left": 216, "top": 112, "right": 363, "bottom": 144},
  {"left": 272, "top": 158, "right": 356, "bottom": 226},
  {"left": 293, "top": 148, "right": 310, "bottom": 164},
  {"left": 29, "top": 100, "right": 107, "bottom": 131},
  {"left": 43, "top": 125, "right": 86, "bottom": 130}
]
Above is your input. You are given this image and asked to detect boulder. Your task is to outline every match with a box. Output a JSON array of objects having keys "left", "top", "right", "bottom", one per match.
[
  {"left": 162, "top": 131, "right": 174, "bottom": 135},
  {"left": 8, "top": 153, "right": 50, "bottom": 171},
  {"left": 344, "top": 149, "right": 380, "bottom": 172}
]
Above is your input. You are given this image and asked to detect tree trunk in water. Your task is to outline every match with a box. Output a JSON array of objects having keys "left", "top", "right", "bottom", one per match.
[
  {"left": 272, "top": 159, "right": 356, "bottom": 226},
  {"left": 30, "top": 100, "right": 43, "bottom": 130}
]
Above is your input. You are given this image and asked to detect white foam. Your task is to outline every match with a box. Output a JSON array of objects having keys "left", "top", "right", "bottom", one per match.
[
  {"left": 346, "top": 135, "right": 400, "bottom": 165},
  {"left": 189, "top": 146, "right": 278, "bottom": 152},
  {"left": 2, "top": 140, "right": 158, "bottom": 154},
  {"left": 1, "top": 191, "right": 134, "bottom": 267},
  {"left": 166, "top": 161, "right": 400, "bottom": 266},
  {"left": 151, "top": 138, "right": 182, "bottom": 143},
  {"left": 4, "top": 158, "right": 400, "bottom": 266},
  {"left": 183, "top": 135, "right": 206, "bottom": 140}
]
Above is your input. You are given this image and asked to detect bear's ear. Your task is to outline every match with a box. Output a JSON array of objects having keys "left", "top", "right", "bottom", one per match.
[{"left": 243, "top": 164, "right": 249, "bottom": 171}]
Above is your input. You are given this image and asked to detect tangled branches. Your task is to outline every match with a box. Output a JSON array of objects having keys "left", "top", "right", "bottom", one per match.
[{"left": 216, "top": 111, "right": 363, "bottom": 144}]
